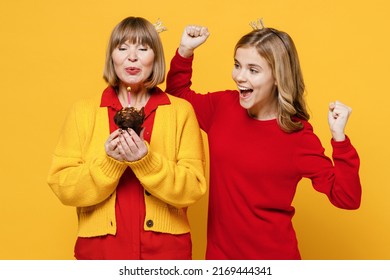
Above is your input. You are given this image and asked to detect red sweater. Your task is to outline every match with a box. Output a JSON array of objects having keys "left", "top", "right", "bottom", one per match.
[{"left": 166, "top": 50, "right": 362, "bottom": 260}]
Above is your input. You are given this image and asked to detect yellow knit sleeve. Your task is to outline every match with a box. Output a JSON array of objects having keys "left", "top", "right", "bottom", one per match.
[
  {"left": 47, "top": 98, "right": 127, "bottom": 207},
  {"left": 127, "top": 97, "right": 207, "bottom": 208}
]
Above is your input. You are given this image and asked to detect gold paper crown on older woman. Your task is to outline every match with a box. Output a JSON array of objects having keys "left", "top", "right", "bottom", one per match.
[
  {"left": 249, "top": 18, "right": 265, "bottom": 30},
  {"left": 154, "top": 18, "right": 167, "bottom": 33}
]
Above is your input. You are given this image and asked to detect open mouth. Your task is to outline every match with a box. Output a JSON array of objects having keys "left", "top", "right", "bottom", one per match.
[{"left": 238, "top": 86, "right": 253, "bottom": 98}]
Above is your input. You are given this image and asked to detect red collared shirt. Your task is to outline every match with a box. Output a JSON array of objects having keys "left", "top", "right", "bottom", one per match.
[{"left": 74, "top": 86, "right": 191, "bottom": 260}]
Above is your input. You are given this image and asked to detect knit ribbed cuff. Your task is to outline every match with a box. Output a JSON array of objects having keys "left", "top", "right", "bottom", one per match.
[
  {"left": 127, "top": 149, "right": 161, "bottom": 178},
  {"left": 175, "top": 48, "right": 194, "bottom": 64},
  {"left": 331, "top": 135, "right": 354, "bottom": 155},
  {"left": 100, "top": 155, "right": 127, "bottom": 179}
]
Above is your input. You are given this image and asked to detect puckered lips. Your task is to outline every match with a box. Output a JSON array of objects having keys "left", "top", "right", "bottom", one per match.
[{"left": 125, "top": 67, "right": 141, "bottom": 75}]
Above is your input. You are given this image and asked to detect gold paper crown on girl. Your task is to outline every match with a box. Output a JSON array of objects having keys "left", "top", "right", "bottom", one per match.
[
  {"left": 154, "top": 18, "right": 167, "bottom": 33},
  {"left": 249, "top": 18, "right": 265, "bottom": 30}
]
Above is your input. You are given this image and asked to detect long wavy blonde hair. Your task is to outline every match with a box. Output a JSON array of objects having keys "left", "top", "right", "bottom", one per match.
[{"left": 235, "top": 28, "right": 309, "bottom": 132}]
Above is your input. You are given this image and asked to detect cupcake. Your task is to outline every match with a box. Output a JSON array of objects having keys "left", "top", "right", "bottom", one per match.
[{"left": 114, "top": 106, "right": 145, "bottom": 136}]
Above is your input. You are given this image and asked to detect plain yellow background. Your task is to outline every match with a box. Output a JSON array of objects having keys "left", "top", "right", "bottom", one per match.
[{"left": 0, "top": 0, "right": 389, "bottom": 260}]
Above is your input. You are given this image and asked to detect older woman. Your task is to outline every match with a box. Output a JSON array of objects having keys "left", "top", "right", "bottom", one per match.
[{"left": 47, "top": 17, "right": 207, "bottom": 260}]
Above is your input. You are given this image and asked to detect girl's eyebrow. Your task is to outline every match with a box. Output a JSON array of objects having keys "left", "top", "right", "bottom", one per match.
[
  {"left": 236, "top": 61, "right": 261, "bottom": 68},
  {"left": 234, "top": 58, "right": 261, "bottom": 68}
]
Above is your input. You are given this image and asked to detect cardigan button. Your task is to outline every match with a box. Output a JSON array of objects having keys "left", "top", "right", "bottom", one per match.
[{"left": 146, "top": 220, "right": 154, "bottom": 228}]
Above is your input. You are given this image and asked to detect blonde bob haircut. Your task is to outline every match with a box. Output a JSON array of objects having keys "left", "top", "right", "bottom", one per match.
[
  {"left": 103, "top": 17, "right": 165, "bottom": 89},
  {"left": 235, "top": 28, "right": 310, "bottom": 133}
]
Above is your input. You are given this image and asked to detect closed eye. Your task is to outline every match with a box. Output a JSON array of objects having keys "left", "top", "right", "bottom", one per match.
[{"left": 138, "top": 44, "right": 150, "bottom": 51}]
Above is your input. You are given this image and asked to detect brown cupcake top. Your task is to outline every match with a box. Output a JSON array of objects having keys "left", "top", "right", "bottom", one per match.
[{"left": 114, "top": 107, "right": 145, "bottom": 135}]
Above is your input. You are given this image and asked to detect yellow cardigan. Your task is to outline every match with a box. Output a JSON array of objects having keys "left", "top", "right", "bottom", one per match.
[{"left": 47, "top": 92, "right": 207, "bottom": 237}]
